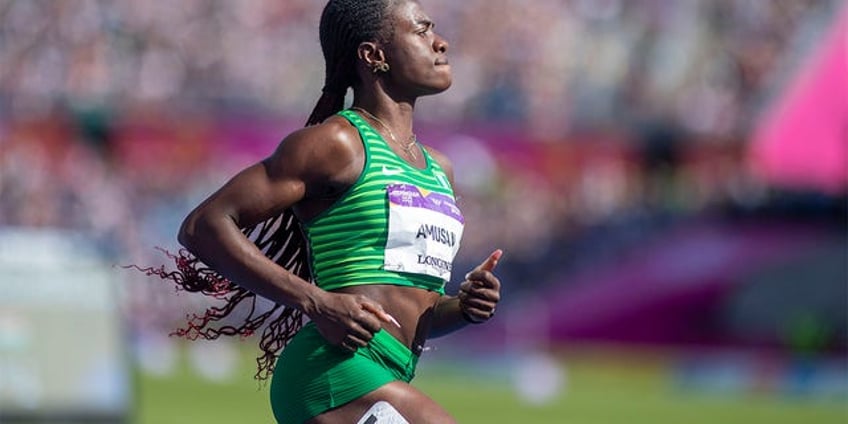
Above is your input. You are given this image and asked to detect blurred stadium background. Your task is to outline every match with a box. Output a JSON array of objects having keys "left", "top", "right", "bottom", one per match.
[{"left": 1, "top": 0, "right": 846, "bottom": 423}]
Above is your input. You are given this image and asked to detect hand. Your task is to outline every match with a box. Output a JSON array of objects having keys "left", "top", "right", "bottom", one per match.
[
  {"left": 458, "top": 249, "right": 503, "bottom": 324},
  {"left": 307, "top": 292, "right": 399, "bottom": 352}
]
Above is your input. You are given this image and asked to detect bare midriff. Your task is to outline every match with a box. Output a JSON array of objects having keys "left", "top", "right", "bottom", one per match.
[{"left": 333, "top": 284, "right": 440, "bottom": 353}]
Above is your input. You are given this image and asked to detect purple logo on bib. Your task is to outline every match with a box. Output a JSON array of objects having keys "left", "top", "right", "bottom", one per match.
[{"left": 387, "top": 184, "right": 464, "bottom": 223}]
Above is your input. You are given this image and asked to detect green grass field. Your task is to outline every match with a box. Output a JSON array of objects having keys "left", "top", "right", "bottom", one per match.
[{"left": 133, "top": 345, "right": 847, "bottom": 424}]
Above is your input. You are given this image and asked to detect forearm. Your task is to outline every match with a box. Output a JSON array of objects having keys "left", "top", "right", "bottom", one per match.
[
  {"left": 178, "top": 210, "right": 324, "bottom": 314},
  {"left": 428, "top": 295, "right": 469, "bottom": 338}
]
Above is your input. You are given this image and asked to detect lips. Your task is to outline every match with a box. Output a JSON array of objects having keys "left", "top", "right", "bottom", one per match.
[{"left": 435, "top": 59, "right": 449, "bottom": 66}]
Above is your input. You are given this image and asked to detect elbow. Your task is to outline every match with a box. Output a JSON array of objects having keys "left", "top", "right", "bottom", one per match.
[
  {"left": 177, "top": 210, "right": 203, "bottom": 252},
  {"left": 178, "top": 206, "right": 237, "bottom": 255}
]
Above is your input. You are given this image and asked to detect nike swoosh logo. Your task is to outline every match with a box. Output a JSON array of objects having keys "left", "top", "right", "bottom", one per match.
[{"left": 382, "top": 165, "right": 404, "bottom": 176}]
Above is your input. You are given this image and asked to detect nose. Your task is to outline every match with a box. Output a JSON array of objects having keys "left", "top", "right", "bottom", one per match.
[{"left": 434, "top": 34, "right": 449, "bottom": 54}]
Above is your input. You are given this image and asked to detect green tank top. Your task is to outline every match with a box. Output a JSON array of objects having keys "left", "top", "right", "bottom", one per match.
[{"left": 303, "top": 109, "right": 464, "bottom": 295}]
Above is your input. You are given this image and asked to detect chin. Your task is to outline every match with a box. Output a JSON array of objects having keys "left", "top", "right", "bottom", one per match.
[
  {"left": 424, "top": 75, "right": 453, "bottom": 95},
  {"left": 420, "top": 84, "right": 451, "bottom": 97},
  {"left": 435, "top": 77, "right": 453, "bottom": 92},
  {"left": 438, "top": 67, "right": 453, "bottom": 88}
]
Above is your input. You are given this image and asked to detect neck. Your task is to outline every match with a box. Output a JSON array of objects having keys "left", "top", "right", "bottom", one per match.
[{"left": 351, "top": 88, "right": 416, "bottom": 137}]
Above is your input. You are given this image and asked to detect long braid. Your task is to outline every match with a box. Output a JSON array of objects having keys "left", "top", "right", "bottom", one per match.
[
  {"left": 135, "top": 0, "right": 397, "bottom": 381},
  {"left": 307, "top": 0, "right": 395, "bottom": 125},
  {"left": 130, "top": 211, "right": 308, "bottom": 381}
]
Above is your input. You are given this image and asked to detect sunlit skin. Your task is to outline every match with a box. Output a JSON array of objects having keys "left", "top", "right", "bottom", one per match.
[
  {"left": 178, "top": 1, "right": 501, "bottom": 423},
  {"left": 376, "top": 1, "right": 453, "bottom": 99}
]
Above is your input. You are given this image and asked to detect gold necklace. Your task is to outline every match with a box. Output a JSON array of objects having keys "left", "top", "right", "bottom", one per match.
[{"left": 351, "top": 107, "right": 418, "bottom": 160}]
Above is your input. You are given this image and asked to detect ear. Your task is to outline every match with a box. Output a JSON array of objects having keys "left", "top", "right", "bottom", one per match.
[{"left": 357, "top": 41, "right": 386, "bottom": 69}]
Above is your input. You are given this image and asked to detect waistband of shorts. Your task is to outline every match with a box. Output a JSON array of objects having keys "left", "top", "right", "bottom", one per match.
[
  {"left": 297, "top": 321, "right": 420, "bottom": 379},
  {"left": 367, "top": 326, "right": 419, "bottom": 376}
]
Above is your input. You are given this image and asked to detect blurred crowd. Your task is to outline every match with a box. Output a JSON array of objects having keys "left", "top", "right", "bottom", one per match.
[
  {"left": 0, "top": 0, "right": 838, "bottom": 134},
  {"left": 0, "top": 0, "right": 843, "bottom": 322}
]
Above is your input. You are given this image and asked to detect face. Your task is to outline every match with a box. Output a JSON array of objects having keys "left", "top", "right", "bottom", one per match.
[{"left": 381, "top": 1, "right": 452, "bottom": 96}]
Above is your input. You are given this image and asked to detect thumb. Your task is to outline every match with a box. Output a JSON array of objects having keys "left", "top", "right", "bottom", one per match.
[{"left": 476, "top": 249, "right": 503, "bottom": 273}]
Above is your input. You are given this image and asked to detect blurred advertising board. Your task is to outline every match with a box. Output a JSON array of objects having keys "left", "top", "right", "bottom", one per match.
[{"left": 0, "top": 229, "right": 130, "bottom": 423}]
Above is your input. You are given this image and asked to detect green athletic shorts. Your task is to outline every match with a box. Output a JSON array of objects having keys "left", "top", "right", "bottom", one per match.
[{"left": 270, "top": 322, "right": 419, "bottom": 424}]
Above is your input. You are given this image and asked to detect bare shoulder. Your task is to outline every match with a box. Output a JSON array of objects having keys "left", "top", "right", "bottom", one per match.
[
  {"left": 266, "top": 115, "right": 362, "bottom": 180},
  {"left": 271, "top": 116, "right": 359, "bottom": 162}
]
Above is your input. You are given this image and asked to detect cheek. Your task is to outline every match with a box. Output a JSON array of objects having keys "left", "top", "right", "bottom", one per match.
[{"left": 391, "top": 45, "right": 451, "bottom": 89}]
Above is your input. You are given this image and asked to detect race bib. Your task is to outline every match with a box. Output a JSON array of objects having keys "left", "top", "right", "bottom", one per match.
[{"left": 384, "top": 184, "right": 464, "bottom": 281}]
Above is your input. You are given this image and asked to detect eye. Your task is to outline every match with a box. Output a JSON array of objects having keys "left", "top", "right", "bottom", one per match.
[{"left": 416, "top": 22, "right": 434, "bottom": 37}]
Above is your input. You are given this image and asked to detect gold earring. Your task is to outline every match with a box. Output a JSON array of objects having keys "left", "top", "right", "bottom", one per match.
[{"left": 372, "top": 62, "right": 390, "bottom": 73}]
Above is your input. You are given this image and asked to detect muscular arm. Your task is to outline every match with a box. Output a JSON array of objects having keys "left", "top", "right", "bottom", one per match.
[
  {"left": 178, "top": 118, "right": 395, "bottom": 350},
  {"left": 178, "top": 172, "right": 320, "bottom": 313},
  {"left": 178, "top": 118, "right": 361, "bottom": 315}
]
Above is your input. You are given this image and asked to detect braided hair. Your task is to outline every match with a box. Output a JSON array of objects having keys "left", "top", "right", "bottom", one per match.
[
  {"left": 137, "top": 0, "right": 399, "bottom": 381},
  {"left": 307, "top": 0, "right": 397, "bottom": 125}
]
